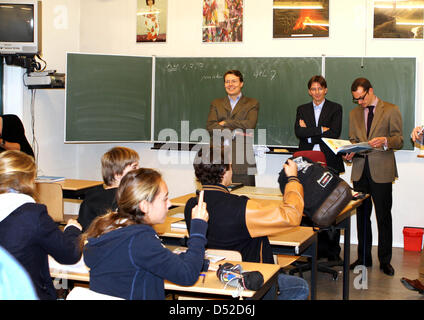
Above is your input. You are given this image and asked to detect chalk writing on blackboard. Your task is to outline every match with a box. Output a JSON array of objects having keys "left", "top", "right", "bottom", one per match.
[
  {"left": 200, "top": 73, "right": 223, "bottom": 81},
  {"left": 166, "top": 62, "right": 206, "bottom": 73},
  {"left": 252, "top": 69, "right": 277, "bottom": 81}
]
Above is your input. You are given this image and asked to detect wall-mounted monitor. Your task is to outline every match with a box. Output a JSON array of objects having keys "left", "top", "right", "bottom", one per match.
[{"left": 0, "top": 0, "right": 41, "bottom": 56}]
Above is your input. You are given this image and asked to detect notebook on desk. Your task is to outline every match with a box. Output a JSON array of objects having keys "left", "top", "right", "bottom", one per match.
[
  {"left": 173, "top": 247, "right": 225, "bottom": 263},
  {"left": 36, "top": 175, "right": 65, "bottom": 182},
  {"left": 170, "top": 220, "right": 187, "bottom": 230}
]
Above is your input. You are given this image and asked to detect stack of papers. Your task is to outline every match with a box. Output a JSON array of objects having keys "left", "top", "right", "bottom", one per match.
[
  {"left": 48, "top": 256, "right": 89, "bottom": 274},
  {"left": 173, "top": 247, "right": 225, "bottom": 263},
  {"left": 36, "top": 175, "right": 65, "bottom": 182},
  {"left": 322, "top": 138, "right": 373, "bottom": 155},
  {"left": 170, "top": 220, "right": 187, "bottom": 230}
]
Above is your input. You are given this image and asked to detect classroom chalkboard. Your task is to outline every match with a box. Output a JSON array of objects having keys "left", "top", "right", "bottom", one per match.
[
  {"left": 65, "top": 54, "right": 416, "bottom": 149},
  {"left": 325, "top": 57, "right": 415, "bottom": 150},
  {"left": 65, "top": 53, "right": 152, "bottom": 142},
  {"left": 154, "top": 57, "right": 322, "bottom": 146}
]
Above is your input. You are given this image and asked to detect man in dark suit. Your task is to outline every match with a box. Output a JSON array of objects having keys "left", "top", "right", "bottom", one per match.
[
  {"left": 206, "top": 70, "right": 259, "bottom": 186},
  {"left": 294, "top": 75, "right": 344, "bottom": 262},
  {"left": 295, "top": 75, "right": 345, "bottom": 174},
  {"left": 345, "top": 78, "right": 403, "bottom": 276}
]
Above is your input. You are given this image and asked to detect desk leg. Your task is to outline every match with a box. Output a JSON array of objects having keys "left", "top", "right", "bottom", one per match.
[
  {"left": 342, "top": 216, "right": 351, "bottom": 300},
  {"left": 310, "top": 235, "right": 317, "bottom": 300}
]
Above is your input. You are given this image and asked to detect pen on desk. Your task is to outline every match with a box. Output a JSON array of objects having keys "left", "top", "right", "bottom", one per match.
[{"left": 200, "top": 273, "right": 206, "bottom": 284}]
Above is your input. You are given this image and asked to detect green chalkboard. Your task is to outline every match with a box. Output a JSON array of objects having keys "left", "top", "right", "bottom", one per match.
[
  {"left": 154, "top": 57, "right": 322, "bottom": 146},
  {"left": 325, "top": 57, "right": 416, "bottom": 150},
  {"left": 66, "top": 53, "right": 152, "bottom": 142},
  {"left": 65, "top": 55, "right": 416, "bottom": 148}
]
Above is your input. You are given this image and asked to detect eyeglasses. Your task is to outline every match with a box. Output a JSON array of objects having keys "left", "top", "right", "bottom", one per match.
[
  {"left": 225, "top": 80, "right": 240, "bottom": 85},
  {"left": 352, "top": 90, "right": 368, "bottom": 104}
]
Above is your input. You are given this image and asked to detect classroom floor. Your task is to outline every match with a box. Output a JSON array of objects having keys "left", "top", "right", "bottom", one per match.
[{"left": 286, "top": 244, "right": 424, "bottom": 300}]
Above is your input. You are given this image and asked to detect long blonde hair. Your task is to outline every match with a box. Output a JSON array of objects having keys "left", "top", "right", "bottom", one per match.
[
  {"left": 80, "top": 168, "right": 162, "bottom": 249},
  {"left": 0, "top": 150, "right": 37, "bottom": 197}
]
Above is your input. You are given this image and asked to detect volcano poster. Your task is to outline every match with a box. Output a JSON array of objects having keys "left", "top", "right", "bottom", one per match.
[{"left": 273, "top": 0, "right": 329, "bottom": 38}]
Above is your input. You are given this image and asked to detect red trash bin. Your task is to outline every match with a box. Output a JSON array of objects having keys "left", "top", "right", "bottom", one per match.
[{"left": 403, "top": 227, "right": 424, "bottom": 252}]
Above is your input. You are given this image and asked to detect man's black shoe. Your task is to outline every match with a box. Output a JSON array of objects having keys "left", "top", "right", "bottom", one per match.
[
  {"left": 380, "top": 263, "right": 395, "bottom": 276},
  {"left": 349, "top": 259, "right": 372, "bottom": 270},
  {"left": 327, "top": 255, "right": 343, "bottom": 266}
]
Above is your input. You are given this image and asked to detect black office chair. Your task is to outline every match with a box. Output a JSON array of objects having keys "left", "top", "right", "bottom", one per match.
[{"left": 289, "top": 150, "right": 341, "bottom": 280}]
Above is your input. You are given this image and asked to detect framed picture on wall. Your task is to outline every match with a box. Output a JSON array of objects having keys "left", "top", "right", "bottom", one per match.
[
  {"left": 202, "top": 0, "right": 243, "bottom": 42},
  {"left": 136, "top": 0, "right": 167, "bottom": 42},
  {"left": 273, "top": 0, "right": 329, "bottom": 38},
  {"left": 374, "top": 0, "right": 424, "bottom": 39}
]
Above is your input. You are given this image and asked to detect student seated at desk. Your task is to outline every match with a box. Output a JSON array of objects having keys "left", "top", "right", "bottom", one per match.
[
  {"left": 0, "top": 150, "right": 82, "bottom": 300},
  {"left": 185, "top": 146, "right": 309, "bottom": 300},
  {"left": 81, "top": 168, "right": 211, "bottom": 300},
  {"left": 78, "top": 146, "right": 140, "bottom": 231}
]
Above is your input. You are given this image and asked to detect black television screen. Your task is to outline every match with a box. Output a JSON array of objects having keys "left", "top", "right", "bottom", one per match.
[{"left": 0, "top": 4, "right": 34, "bottom": 42}]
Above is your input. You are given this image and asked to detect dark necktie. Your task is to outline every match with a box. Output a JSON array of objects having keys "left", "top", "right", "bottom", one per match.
[{"left": 366, "top": 105, "right": 374, "bottom": 137}]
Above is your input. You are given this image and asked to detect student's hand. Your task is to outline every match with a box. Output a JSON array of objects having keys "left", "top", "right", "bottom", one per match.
[
  {"left": 411, "top": 126, "right": 423, "bottom": 142},
  {"left": 322, "top": 126, "right": 330, "bottom": 132},
  {"left": 208, "top": 262, "right": 220, "bottom": 271},
  {"left": 368, "top": 137, "right": 387, "bottom": 148},
  {"left": 284, "top": 159, "right": 298, "bottom": 177},
  {"left": 66, "top": 219, "right": 82, "bottom": 231},
  {"left": 343, "top": 152, "right": 355, "bottom": 161},
  {"left": 299, "top": 119, "right": 307, "bottom": 128},
  {"left": 191, "top": 190, "right": 209, "bottom": 222}
]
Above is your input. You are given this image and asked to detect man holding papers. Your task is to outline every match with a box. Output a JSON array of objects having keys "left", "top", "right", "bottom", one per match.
[{"left": 346, "top": 78, "right": 403, "bottom": 276}]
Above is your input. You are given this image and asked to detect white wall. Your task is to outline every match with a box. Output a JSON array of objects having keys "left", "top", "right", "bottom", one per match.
[{"left": 4, "top": 0, "right": 424, "bottom": 248}]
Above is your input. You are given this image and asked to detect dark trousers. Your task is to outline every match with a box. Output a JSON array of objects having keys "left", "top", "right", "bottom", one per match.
[
  {"left": 232, "top": 174, "right": 256, "bottom": 186},
  {"left": 353, "top": 158, "right": 393, "bottom": 265},
  {"left": 317, "top": 228, "right": 341, "bottom": 259}
]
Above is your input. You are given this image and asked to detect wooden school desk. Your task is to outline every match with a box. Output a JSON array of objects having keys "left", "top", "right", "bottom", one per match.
[
  {"left": 159, "top": 206, "right": 318, "bottom": 300},
  {"left": 58, "top": 179, "right": 103, "bottom": 199},
  {"left": 231, "top": 187, "right": 366, "bottom": 300},
  {"left": 48, "top": 256, "right": 280, "bottom": 300},
  {"left": 169, "top": 187, "right": 366, "bottom": 300},
  {"left": 169, "top": 186, "right": 282, "bottom": 206}
]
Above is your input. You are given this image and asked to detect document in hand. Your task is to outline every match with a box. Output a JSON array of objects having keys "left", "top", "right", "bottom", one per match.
[{"left": 322, "top": 138, "right": 373, "bottom": 155}]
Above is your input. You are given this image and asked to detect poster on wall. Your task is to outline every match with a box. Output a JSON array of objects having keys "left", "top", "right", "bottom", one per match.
[
  {"left": 136, "top": 0, "right": 167, "bottom": 42},
  {"left": 202, "top": 0, "right": 243, "bottom": 42},
  {"left": 273, "top": 0, "right": 329, "bottom": 38},
  {"left": 374, "top": 0, "right": 424, "bottom": 39}
]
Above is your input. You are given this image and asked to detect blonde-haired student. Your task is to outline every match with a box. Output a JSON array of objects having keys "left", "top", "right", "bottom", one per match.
[
  {"left": 78, "top": 146, "right": 140, "bottom": 231},
  {"left": 81, "top": 168, "right": 210, "bottom": 300},
  {"left": 0, "top": 150, "right": 82, "bottom": 300}
]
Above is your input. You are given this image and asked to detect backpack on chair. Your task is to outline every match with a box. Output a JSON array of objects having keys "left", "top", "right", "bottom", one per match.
[{"left": 278, "top": 156, "right": 352, "bottom": 228}]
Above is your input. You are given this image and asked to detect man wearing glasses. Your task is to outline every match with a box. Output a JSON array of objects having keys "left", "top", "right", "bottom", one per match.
[
  {"left": 206, "top": 70, "right": 259, "bottom": 186},
  {"left": 345, "top": 77, "right": 403, "bottom": 276},
  {"left": 294, "top": 75, "right": 345, "bottom": 263}
]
